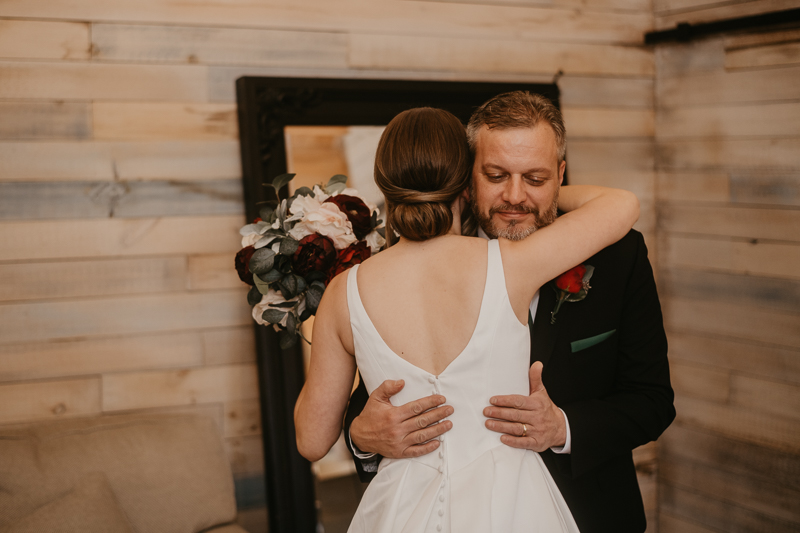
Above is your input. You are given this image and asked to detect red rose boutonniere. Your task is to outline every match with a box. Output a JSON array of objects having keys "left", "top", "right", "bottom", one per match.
[{"left": 551, "top": 264, "right": 594, "bottom": 324}]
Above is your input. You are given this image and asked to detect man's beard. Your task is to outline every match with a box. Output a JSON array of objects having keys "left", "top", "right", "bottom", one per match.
[{"left": 469, "top": 184, "right": 559, "bottom": 241}]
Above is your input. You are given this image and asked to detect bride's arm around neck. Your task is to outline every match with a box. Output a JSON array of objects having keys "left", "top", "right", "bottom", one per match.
[{"left": 501, "top": 185, "right": 639, "bottom": 322}]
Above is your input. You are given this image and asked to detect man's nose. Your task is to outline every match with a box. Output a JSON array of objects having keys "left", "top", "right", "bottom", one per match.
[{"left": 502, "top": 176, "right": 526, "bottom": 205}]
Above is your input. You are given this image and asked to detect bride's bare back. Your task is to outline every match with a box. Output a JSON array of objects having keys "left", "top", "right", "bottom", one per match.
[{"left": 356, "top": 235, "right": 489, "bottom": 376}]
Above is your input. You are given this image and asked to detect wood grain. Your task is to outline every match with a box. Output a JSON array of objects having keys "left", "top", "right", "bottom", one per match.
[
  {"left": 0, "top": 378, "right": 100, "bottom": 424},
  {"left": 659, "top": 512, "right": 718, "bottom": 533},
  {"left": 657, "top": 138, "right": 800, "bottom": 171},
  {"left": 0, "top": 290, "right": 251, "bottom": 344},
  {"left": 0, "top": 102, "right": 91, "bottom": 140},
  {"left": 657, "top": 102, "right": 800, "bottom": 139},
  {"left": 567, "top": 140, "right": 654, "bottom": 173},
  {"left": 102, "top": 363, "right": 259, "bottom": 411},
  {"left": 730, "top": 374, "right": 800, "bottom": 421},
  {"left": 0, "top": 215, "right": 243, "bottom": 261},
  {"left": 726, "top": 40, "right": 800, "bottom": 70},
  {"left": 656, "top": 172, "right": 730, "bottom": 203},
  {"left": 188, "top": 253, "right": 244, "bottom": 290},
  {"left": 559, "top": 76, "right": 654, "bottom": 108},
  {"left": 225, "top": 435, "right": 265, "bottom": 476},
  {"left": 658, "top": 204, "right": 800, "bottom": 242},
  {"left": 563, "top": 108, "right": 654, "bottom": 138},
  {"left": 415, "top": 0, "right": 652, "bottom": 12},
  {"left": 0, "top": 256, "right": 187, "bottom": 302},
  {"left": 93, "top": 102, "right": 237, "bottom": 141},
  {"left": 0, "top": 20, "right": 89, "bottom": 60},
  {"left": 0, "top": 331, "right": 203, "bottom": 382},
  {"left": 670, "top": 360, "right": 730, "bottom": 403},
  {"left": 224, "top": 399, "right": 262, "bottom": 438},
  {"left": 202, "top": 326, "right": 257, "bottom": 365}
]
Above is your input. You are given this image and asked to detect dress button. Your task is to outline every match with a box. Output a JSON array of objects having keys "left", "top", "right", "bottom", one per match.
[
  {"left": 438, "top": 451, "right": 443, "bottom": 458},
  {"left": 438, "top": 465, "right": 443, "bottom": 473},
  {"left": 438, "top": 509, "right": 444, "bottom": 516},
  {"left": 437, "top": 526, "right": 442, "bottom": 532},
  {"left": 439, "top": 494, "right": 445, "bottom": 502},
  {"left": 428, "top": 376, "right": 435, "bottom": 384}
]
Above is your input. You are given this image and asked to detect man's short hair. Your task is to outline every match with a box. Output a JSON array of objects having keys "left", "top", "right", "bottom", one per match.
[{"left": 467, "top": 91, "right": 566, "bottom": 161}]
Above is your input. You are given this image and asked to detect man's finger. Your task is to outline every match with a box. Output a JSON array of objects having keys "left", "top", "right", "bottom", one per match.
[
  {"left": 399, "top": 394, "right": 447, "bottom": 421},
  {"left": 485, "top": 418, "right": 531, "bottom": 436},
  {"left": 402, "top": 439, "right": 441, "bottom": 458},
  {"left": 488, "top": 393, "right": 530, "bottom": 409},
  {"left": 498, "top": 435, "right": 545, "bottom": 452},
  {"left": 405, "top": 419, "right": 452, "bottom": 447},
  {"left": 371, "top": 379, "right": 405, "bottom": 403},
  {"left": 483, "top": 404, "right": 529, "bottom": 422},
  {"left": 529, "top": 361, "right": 545, "bottom": 394},
  {"left": 404, "top": 404, "right": 454, "bottom": 431}
]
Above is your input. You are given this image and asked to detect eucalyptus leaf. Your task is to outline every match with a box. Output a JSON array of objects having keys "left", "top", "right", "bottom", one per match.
[
  {"left": 268, "top": 173, "right": 296, "bottom": 193},
  {"left": 280, "top": 236, "right": 300, "bottom": 256},
  {"left": 299, "top": 308, "right": 313, "bottom": 321},
  {"left": 293, "top": 186, "right": 313, "bottom": 198},
  {"left": 278, "top": 273, "right": 298, "bottom": 299},
  {"left": 327, "top": 174, "right": 348, "bottom": 188},
  {"left": 270, "top": 301, "right": 296, "bottom": 309},
  {"left": 259, "top": 205, "right": 275, "bottom": 221},
  {"left": 262, "top": 309, "right": 286, "bottom": 325},
  {"left": 285, "top": 312, "right": 297, "bottom": 335},
  {"left": 305, "top": 281, "right": 326, "bottom": 313},
  {"left": 275, "top": 255, "right": 292, "bottom": 274},
  {"left": 294, "top": 274, "right": 307, "bottom": 294},
  {"left": 247, "top": 286, "right": 262, "bottom": 307},
  {"left": 376, "top": 227, "right": 385, "bottom": 238},
  {"left": 279, "top": 330, "right": 297, "bottom": 349},
  {"left": 262, "top": 269, "right": 282, "bottom": 283},
  {"left": 306, "top": 271, "right": 326, "bottom": 283},
  {"left": 253, "top": 274, "right": 272, "bottom": 295},
  {"left": 249, "top": 248, "right": 276, "bottom": 275},
  {"left": 253, "top": 235, "right": 275, "bottom": 250},
  {"left": 326, "top": 181, "right": 347, "bottom": 194}
]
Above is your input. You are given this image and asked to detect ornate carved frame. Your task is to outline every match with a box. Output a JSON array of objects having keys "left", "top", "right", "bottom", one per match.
[{"left": 235, "top": 76, "right": 560, "bottom": 533}]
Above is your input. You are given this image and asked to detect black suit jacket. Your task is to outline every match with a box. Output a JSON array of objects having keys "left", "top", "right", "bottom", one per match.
[{"left": 344, "top": 230, "right": 675, "bottom": 533}]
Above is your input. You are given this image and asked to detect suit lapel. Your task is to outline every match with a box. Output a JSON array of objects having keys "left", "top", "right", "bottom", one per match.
[{"left": 530, "top": 282, "right": 559, "bottom": 368}]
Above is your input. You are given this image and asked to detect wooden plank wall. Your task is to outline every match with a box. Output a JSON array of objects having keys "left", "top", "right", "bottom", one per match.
[
  {"left": 654, "top": 0, "right": 800, "bottom": 531},
  {"left": 0, "top": 0, "right": 658, "bottom": 528}
]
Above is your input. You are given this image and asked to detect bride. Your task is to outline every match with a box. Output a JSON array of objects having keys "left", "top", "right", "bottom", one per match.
[{"left": 294, "top": 107, "right": 638, "bottom": 532}]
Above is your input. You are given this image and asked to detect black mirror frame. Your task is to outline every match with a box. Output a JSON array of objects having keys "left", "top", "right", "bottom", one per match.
[{"left": 235, "top": 76, "right": 560, "bottom": 533}]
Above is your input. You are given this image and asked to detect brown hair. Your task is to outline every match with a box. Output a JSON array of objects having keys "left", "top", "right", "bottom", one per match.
[
  {"left": 466, "top": 91, "right": 566, "bottom": 161},
  {"left": 375, "top": 108, "right": 472, "bottom": 246}
]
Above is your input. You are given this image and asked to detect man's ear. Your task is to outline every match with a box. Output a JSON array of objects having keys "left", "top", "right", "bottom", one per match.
[
  {"left": 558, "top": 160, "right": 566, "bottom": 185},
  {"left": 461, "top": 187, "right": 471, "bottom": 202}
]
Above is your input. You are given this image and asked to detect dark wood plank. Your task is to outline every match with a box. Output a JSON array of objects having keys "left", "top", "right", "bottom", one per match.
[{"left": 0, "top": 102, "right": 91, "bottom": 140}]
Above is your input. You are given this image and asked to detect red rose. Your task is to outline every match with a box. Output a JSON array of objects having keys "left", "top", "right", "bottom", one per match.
[
  {"left": 327, "top": 241, "right": 371, "bottom": 284},
  {"left": 555, "top": 265, "right": 587, "bottom": 294},
  {"left": 292, "top": 234, "right": 337, "bottom": 276},
  {"left": 324, "top": 194, "right": 372, "bottom": 240},
  {"left": 235, "top": 246, "right": 256, "bottom": 286}
]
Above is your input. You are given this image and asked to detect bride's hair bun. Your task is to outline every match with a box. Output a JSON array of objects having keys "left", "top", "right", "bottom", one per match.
[{"left": 375, "top": 108, "right": 472, "bottom": 245}]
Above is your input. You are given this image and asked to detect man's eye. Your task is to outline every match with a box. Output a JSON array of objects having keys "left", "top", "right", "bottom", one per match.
[{"left": 487, "top": 174, "right": 505, "bottom": 180}]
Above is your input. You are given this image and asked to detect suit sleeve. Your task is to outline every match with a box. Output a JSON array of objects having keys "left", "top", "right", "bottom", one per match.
[
  {"left": 343, "top": 375, "right": 381, "bottom": 482},
  {"left": 560, "top": 232, "right": 676, "bottom": 479}
]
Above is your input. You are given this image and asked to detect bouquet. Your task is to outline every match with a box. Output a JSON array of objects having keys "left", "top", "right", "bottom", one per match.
[{"left": 235, "top": 173, "right": 385, "bottom": 348}]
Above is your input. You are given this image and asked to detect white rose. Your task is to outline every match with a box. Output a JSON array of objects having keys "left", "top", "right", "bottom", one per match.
[
  {"left": 288, "top": 194, "right": 322, "bottom": 221},
  {"left": 365, "top": 229, "right": 386, "bottom": 254},
  {"left": 288, "top": 202, "right": 356, "bottom": 250},
  {"left": 252, "top": 289, "right": 305, "bottom": 329},
  {"left": 312, "top": 185, "right": 330, "bottom": 202}
]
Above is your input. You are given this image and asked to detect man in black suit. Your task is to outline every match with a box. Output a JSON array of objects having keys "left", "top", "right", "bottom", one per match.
[{"left": 343, "top": 91, "right": 675, "bottom": 532}]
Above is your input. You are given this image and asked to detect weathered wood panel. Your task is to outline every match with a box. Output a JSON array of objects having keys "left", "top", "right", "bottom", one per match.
[
  {"left": 225, "top": 435, "right": 265, "bottom": 476},
  {"left": 0, "top": 331, "right": 204, "bottom": 382},
  {"left": 726, "top": 40, "right": 800, "bottom": 70},
  {"left": 657, "top": 171, "right": 800, "bottom": 207},
  {"left": 657, "top": 138, "right": 800, "bottom": 171},
  {"left": 0, "top": 141, "right": 240, "bottom": 181},
  {"left": 92, "top": 23, "right": 348, "bottom": 68},
  {"left": 568, "top": 171, "right": 655, "bottom": 200},
  {"left": 669, "top": 360, "right": 730, "bottom": 403},
  {"left": 668, "top": 332, "right": 800, "bottom": 385},
  {"left": 559, "top": 76, "right": 654, "bottom": 108},
  {"left": 659, "top": 512, "right": 718, "bottom": 533},
  {"left": 115, "top": 180, "right": 244, "bottom": 217},
  {"left": 0, "top": 0, "right": 651, "bottom": 44},
  {"left": 730, "top": 374, "right": 800, "bottom": 421},
  {"left": 202, "top": 326, "right": 257, "bottom": 365},
  {"left": 0, "top": 20, "right": 89, "bottom": 60},
  {"left": 416, "top": 0, "right": 652, "bottom": 12},
  {"left": 0, "top": 256, "right": 187, "bottom": 302},
  {"left": 0, "top": 215, "right": 242, "bottom": 261},
  {"left": 658, "top": 205, "right": 800, "bottom": 242},
  {"left": 0, "top": 181, "right": 111, "bottom": 220},
  {"left": 93, "top": 102, "right": 237, "bottom": 141},
  {"left": 660, "top": 235, "right": 800, "bottom": 280},
  {"left": 656, "top": 172, "right": 729, "bottom": 203},
  {"left": 349, "top": 34, "right": 654, "bottom": 77},
  {"left": 0, "top": 102, "right": 91, "bottom": 140},
  {"left": 224, "top": 399, "right": 262, "bottom": 438},
  {"left": 655, "top": 0, "right": 800, "bottom": 28},
  {"left": 0, "top": 61, "right": 207, "bottom": 101},
  {"left": 0, "top": 378, "right": 101, "bottom": 424},
  {"left": 188, "top": 253, "right": 243, "bottom": 290},
  {"left": 656, "top": 102, "right": 800, "bottom": 139},
  {"left": 665, "top": 297, "right": 800, "bottom": 349},
  {"left": 0, "top": 290, "right": 250, "bottom": 345},
  {"left": 567, "top": 140, "right": 655, "bottom": 173},
  {"left": 563, "top": 108, "right": 654, "bottom": 138}
]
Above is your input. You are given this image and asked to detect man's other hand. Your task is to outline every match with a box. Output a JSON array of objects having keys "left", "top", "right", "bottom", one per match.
[
  {"left": 350, "top": 379, "right": 454, "bottom": 459},
  {"left": 483, "top": 362, "right": 566, "bottom": 452}
]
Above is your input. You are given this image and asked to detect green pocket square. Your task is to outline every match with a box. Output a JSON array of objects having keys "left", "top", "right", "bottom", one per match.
[{"left": 571, "top": 330, "right": 616, "bottom": 353}]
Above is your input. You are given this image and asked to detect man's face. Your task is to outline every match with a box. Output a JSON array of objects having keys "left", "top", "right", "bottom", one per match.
[{"left": 470, "top": 124, "right": 565, "bottom": 240}]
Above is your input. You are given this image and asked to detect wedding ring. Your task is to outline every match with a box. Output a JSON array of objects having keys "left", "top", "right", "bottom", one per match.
[{"left": 521, "top": 423, "right": 527, "bottom": 437}]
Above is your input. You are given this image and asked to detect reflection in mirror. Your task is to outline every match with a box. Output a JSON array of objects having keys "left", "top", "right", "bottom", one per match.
[{"left": 284, "top": 125, "right": 385, "bottom": 532}]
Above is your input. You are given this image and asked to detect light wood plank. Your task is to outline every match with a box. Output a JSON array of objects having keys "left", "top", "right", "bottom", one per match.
[
  {"left": 0, "top": 102, "right": 91, "bottom": 140},
  {"left": 559, "top": 76, "right": 654, "bottom": 108},
  {"left": 658, "top": 204, "right": 800, "bottom": 242},
  {"left": 202, "top": 326, "right": 256, "bottom": 365},
  {"left": 654, "top": 37, "right": 725, "bottom": 79},
  {"left": 724, "top": 27, "right": 800, "bottom": 51},
  {"left": 105, "top": 402, "right": 225, "bottom": 433},
  {"left": 726, "top": 40, "right": 800, "bottom": 70},
  {"left": 731, "top": 374, "right": 800, "bottom": 421},
  {"left": 657, "top": 171, "right": 800, "bottom": 207},
  {"left": 657, "top": 138, "right": 800, "bottom": 172},
  {"left": 224, "top": 399, "right": 262, "bottom": 438},
  {"left": 657, "top": 64, "right": 800, "bottom": 107},
  {"left": 225, "top": 435, "right": 265, "bottom": 476},
  {"left": 668, "top": 332, "right": 800, "bottom": 386},
  {"left": 415, "top": 0, "right": 652, "bottom": 12},
  {"left": 102, "top": 363, "right": 259, "bottom": 411},
  {"left": 92, "top": 23, "right": 348, "bottom": 68},
  {"left": 0, "top": 141, "right": 240, "bottom": 181},
  {"left": 656, "top": 0, "right": 800, "bottom": 30},
  {"left": 114, "top": 179, "right": 244, "bottom": 218},
  {"left": 670, "top": 360, "right": 730, "bottom": 403},
  {"left": 567, "top": 140, "right": 655, "bottom": 173},
  {"left": 349, "top": 34, "right": 654, "bottom": 77},
  {"left": 0, "top": 290, "right": 251, "bottom": 345},
  {"left": 0, "top": 331, "right": 203, "bottom": 382},
  {"left": 656, "top": 171, "right": 730, "bottom": 203},
  {"left": 563, "top": 108, "right": 654, "bottom": 138},
  {"left": 657, "top": 102, "right": 800, "bottom": 139},
  {"left": 659, "top": 512, "right": 718, "bottom": 533},
  {"left": 660, "top": 235, "right": 800, "bottom": 281},
  {"left": 188, "top": 253, "right": 244, "bottom": 291},
  {"left": 0, "top": 20, "right": 89, "bottom": 60},
  {"left": 661, "top": 457, "right": 800, "bottom": 525},
  {"left": 0, "top": 215, "right": 243, "bottom": 261},
  {"left": 0, "top": 61, "right": 207, "bottom": 101},
  {"left": 0, "top": 256, "right": 187, "bottom": 302},
  {"left": 568, "top": 171, "right": 655, "bottom": 201},
  {"left": 664, "top": 297, "right": 800, "bottom": 349},
  {"left": 93, "top": 102, "right": 237, "bottom": 141},
  {"left": 0, "top": 181, "right": 110, "bottom": 220},
  {"left": 0, "top": 0, "right": 651, "bottom": 44},
  {"left": 0, "top": 378, "right": 100, "bottom": 424}
]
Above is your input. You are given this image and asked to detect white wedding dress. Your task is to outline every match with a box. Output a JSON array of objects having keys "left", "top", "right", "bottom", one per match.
[{"left": 346, "top": 239, "right": 579, "bottom": 533}]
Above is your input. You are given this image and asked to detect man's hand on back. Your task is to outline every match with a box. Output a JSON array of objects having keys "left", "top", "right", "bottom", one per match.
[
  {"left": 483, "top": 362, "right": 567, "bottom": 452},
  {"left": 350, "top": 379, "right": 454, "bottom": 459}
]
